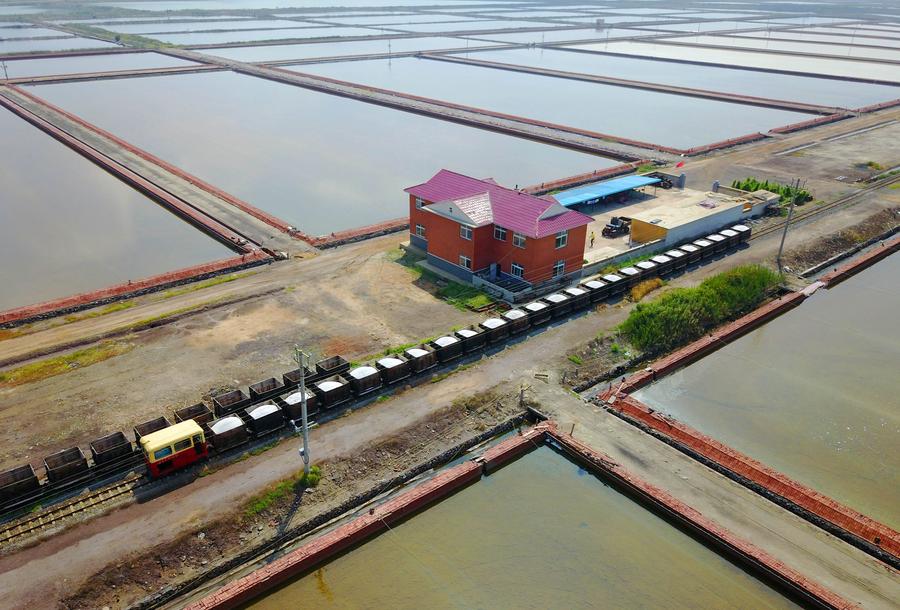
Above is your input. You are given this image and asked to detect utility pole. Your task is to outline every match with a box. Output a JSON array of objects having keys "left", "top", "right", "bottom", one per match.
[
  {"left": 293, "top": 345, "right": 311, "bottom": 476},
  {"left": 776, "top": 178, "right": 804, "bottom": 275}
]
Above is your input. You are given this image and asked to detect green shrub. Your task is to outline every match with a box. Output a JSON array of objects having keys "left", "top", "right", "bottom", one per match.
[
  {"left": 731, "top": 177, "right": 811, "bottom": 204},
  {"left": 567, "top": 354, "right": 583, "bottom": 365},
  {"left": 619, "top": 265, "right": 781, "bottom": 352}
]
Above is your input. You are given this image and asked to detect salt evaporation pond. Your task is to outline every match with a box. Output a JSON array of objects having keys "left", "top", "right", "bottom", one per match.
[
  {"left": 636, "top": 254, "right": 900, "bottom": 528},
  {"left": 0, "top": 109, "right": 232, "bottom": 311},
  {"left": 294, "top": 55, "right": 813, "bottom": 149},
  {"left": 458, "top": 46, "right": 900, "bottom": 108},
  {"left": 248, "top": 447, "right": 797, "bottom": 608},
  {"left": 30, "top": 71, "right": 614, "bottom": 235}
]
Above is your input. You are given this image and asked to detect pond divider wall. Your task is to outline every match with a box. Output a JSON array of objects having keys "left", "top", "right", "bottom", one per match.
[
  {"left": 818, "top": 233, "right": 900, "bottom": 287},
  {"left": 0, "top": 252, "right": 270, "bottom": 327},
  {"left": 4, "top": 85, "right": 304, "bottom": 241},
  {"left": 422, "top": 53, "right": 848, "bottom": 116},
  {"left": 185, "top": 421, "right": 852, "bottom": 610}
]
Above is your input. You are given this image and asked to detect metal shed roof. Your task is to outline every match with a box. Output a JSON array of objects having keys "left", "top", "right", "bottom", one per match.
[{"left": 553, "top": 175, "right": 661, "bottom": 207}]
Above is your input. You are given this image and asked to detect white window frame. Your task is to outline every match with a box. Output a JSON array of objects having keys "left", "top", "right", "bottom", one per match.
[
  {"left": 494, "top": 226, "right": 507, "bottom": 241},
  {"left": 415, "top": 224, "right": 425, "bottom": 238},
  {"left": 415, "top": 197, "right": 425, "bottom": 209},
  {"left": 553, "top": 259, "right": 566, "bottom": 278},
  {"left": 460, "top": 225, "right": 473, "bottom": 241},
  {"left": 459, "top": 255, "right": 472, "bottom": 270},
  {"left": 512, "top": 232, "right": 526, "bottom": 249},
  {"left": 510, "top": 263, "right": 524, "bottom": 278},
  {"left": 555, "top": 230, "right": 568, "bottom": 249}
]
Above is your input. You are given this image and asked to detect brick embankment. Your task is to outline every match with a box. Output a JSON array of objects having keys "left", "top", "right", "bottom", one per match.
[
  {"left": 188, "top": 422, "right": 852, "bottom": 610},
  {"left": 819, "top": 233, "right": 900, "bottom": 287},
  {"left": 0, "top": 252, "right": 270, "bottom": 327},
  {"left": 547, "top": 428, "right": 858, "bottom": 610},
  {"left": 6, "top": 63, "right": 223, "bottom": 85},
  {"left": 616, "top": 290, "right": 809, "bottom": 394},
  {"left": 601, "top": 394, "right": 900, "bottom": 563},
  {"left": 855, "top": 99, "right": 900, "bottom": 113},
  {"left": 769, "top": 113, "right": 849, "bottom": 135},
  {"left": 310, "top": 218, "right": 409, "bottom": 249}
]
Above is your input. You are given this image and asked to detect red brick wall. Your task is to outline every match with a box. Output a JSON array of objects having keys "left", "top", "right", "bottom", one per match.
[
  {"left": 408, "top": 195, "right": 587, "bottom": 282},
  {"left": 488, "top": 225, "right": 586, "bottom": 283}
]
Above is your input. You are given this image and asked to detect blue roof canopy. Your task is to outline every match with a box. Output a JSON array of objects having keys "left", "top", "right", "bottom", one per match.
[{"left": 553, "top": 175, "right": 660, "bottom": 207}]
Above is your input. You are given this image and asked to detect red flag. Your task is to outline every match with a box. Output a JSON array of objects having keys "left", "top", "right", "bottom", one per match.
[{"left": 675, "top": 161, "right": 685, "bottom": 168}]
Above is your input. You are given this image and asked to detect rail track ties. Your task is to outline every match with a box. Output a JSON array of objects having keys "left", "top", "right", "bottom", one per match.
[{"left": 0, "top": 476, "right": 146, "bottom": 547}]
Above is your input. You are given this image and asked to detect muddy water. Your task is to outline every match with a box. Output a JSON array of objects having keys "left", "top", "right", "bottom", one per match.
[
  {"left": 248, "top": 447, "right": 796, "bottom": 609},
  {"left": 637, "top": 254, "right": 900, "bottom": 528},
  {"left": 30, "top": 71, "right": 613, "bottom": 235},
  {"left": 0, "top": 109, "right": 232, "bottom": 311}
]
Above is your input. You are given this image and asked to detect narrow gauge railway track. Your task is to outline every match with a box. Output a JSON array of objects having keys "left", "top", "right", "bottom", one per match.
[
  {"left": 0, "top": 475, "right": 147, "bottom": 547},
  {"left": 749, "top": 173, "right": 900, "bottom": 242}
]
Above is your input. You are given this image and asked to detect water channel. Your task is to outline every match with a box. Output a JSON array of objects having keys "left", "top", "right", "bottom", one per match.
[{"left": 636, "top": 254, "right": 900, "bottom": 528}]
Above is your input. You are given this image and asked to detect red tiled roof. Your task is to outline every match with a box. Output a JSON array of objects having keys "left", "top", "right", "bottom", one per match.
[{"left": 406, "top": 170, "right": 591, "bottom": 239}]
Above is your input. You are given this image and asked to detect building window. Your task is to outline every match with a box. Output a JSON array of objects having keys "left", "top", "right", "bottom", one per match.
[
  {"left": 553, "top": 260, "right": 566, "bottom": 278},
  {"left": 494, "top": 226, "right": 507, "bottom": 241},
  {"left": 511, "top": 263, "right": 524, "bottom": 278},
  {"left": 512, "top": 232, "right": 526, "bottom": 249},
  {"left": 460, "top": 225, "right": 473, "bottom": 240},
  {"left": 415, "top": 224, "right": 425, "bottom": 238},
  {"left": 555, "top": 230, "right": 568, "bottom": 249},
  {"left": 415, "top": 197, "right": 425, "bottom": 209},
  {"left": 460, "top": 255, "right": 472, "bottom": 270}
]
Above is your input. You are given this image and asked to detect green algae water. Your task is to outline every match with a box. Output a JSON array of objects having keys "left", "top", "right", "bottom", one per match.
[
  {"left": 637, "top": 253, "right": 900, "bottom": 528},
  {"left": 248, "top": 447, "right": 796, "bottom": 609}
]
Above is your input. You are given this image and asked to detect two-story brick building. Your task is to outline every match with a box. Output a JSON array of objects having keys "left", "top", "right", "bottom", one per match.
[{"left": 406, "top": 170, "right": 592, "bottom": 288}]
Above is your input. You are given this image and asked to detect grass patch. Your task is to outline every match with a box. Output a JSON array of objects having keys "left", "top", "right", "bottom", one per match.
[
  {"left": 889, "top": 183, "right": 900, "bottom": 190},
  {"left": 63, "top": 300, "right": 136, "bottom": 324},
  {"left": 865, "top": 161, "right": 885, "bottom": 171},
  {"left": 630, "top": 278, "right": 663, "bottom": 302},
  {"left": 390, "top": 249, "right": 496, "bottom": 311},
  {"left": 249, "top": 441, "right": 277, "bottom": 457},
  {"left": 598, "top": 252, "right": 656, "bottom": 276},
  {"left": 636, "top": 163, "right": 656, "bottom": 174},
  {"left": 0, "top": 340, "right": 134, "bottom": 387},
  {"left": 430, "top": 363, "right": 472, "bottom": 384},
  {"left": 0, "top": 328, "right": 23, "bottom": 342},
  {"left": 64, "top": 23, "right": 176, "bottom": 49},
  {"left": 619, "top": 265, "right": 781, "bottom": 353},
  {"left": 161, "top": 271, "right": 256, "bottom": 299},
  {"left": 567, "top": 354, "right": 584, "bottom": 366},
  {"left": 243, "top": 465, "right": 321, "bottom": 518}
]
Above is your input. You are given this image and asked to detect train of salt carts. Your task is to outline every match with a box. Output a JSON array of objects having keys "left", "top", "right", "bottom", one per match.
[{"left": 0, "top": 224, "right": 750, "bottom": 500}]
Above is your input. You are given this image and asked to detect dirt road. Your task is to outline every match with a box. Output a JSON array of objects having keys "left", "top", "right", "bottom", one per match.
[
  {"left": 0, "top": 236, "right": 477, "bottom": 471},
  {"left": 2, "top": 244, "right": 897, "bottom": 607}
]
